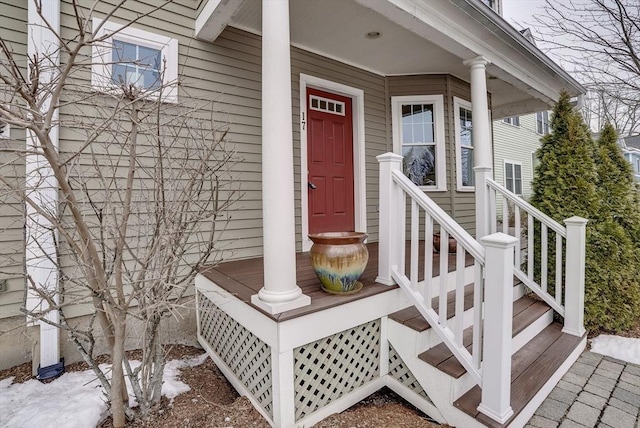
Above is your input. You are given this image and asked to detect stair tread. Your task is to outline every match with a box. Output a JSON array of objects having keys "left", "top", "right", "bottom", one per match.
[
  {"left": 417, "top": 296, "right": 551, "bottom": 378},
  {"left": 453, "top": 323, "right": 585, "bottom": 427},
  {"left": 389, "top": 283, "right": 475, "bottom": 332}
]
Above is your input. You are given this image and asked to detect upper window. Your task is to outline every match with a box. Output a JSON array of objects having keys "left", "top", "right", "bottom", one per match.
[
  {"left": 391, "top": 95, "right": 446, "bottom": 191},
  {"left": 503, "top": 116, "right": 520, "bottom": 126},
  {"left": 454, "top": 97, "right": 474, "bottom": 191},
  {"left": 505, "top": 161, "right": 523, "bottom": 195},
  {"left": 536, "top": 111, "right": 549, "bottom": 135},
  {"left": 92, "top": 18, "right": 178, "bottom": 103}
]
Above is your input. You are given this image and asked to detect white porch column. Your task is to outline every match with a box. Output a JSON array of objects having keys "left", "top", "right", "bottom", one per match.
[
  {"left": 464, "top": 56, "right": 492, "bottom": 239},
  {"left": 26, "top": 0, "right": 62, "bottom": 375},
  {"left": 563, "top": 216, "right": 588, "bottom": 337},
  {"left": 251, "top": 0, "right": 310, "bottom": 314}
]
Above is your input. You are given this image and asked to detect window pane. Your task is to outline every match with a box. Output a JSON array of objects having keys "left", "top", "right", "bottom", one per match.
[
  {"left": 505, "top": 163, "right": 514, "bottom": 192},
  {"left": 138, "top": 45, "right": 161, "bottom": 68},
  {"left": 461, "top": 147, "right": 474, "bottom": 186},
  {"left": 112, "top": 39, "right": 136, "bottom": 62},
  {"left": 459, "top": 107, "right": 473, "bottom": 148},
  {"left": 402, "top": 104, "right": 434, "bottom": 143},
  {"left": 402, "top": 145, "right": 436, "bottom": 186},
  {"left": 514, "top": 164, "right": 522, "bottom": 194},
  {"left": 142, "top": 69, "right": 161, "bottom": 89}
]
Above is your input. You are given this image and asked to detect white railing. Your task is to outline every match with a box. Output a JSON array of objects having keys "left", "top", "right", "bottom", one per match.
[
  {"left": 378, "top": 153, "right": 517, "bottom": 423},
  {"left": 485, "top": 178, "right": 587, "bottom": 337}
]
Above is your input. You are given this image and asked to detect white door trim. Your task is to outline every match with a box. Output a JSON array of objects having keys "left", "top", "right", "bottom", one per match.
[{"left": 299, "top": 74, "right": 367, "bottom": 252}]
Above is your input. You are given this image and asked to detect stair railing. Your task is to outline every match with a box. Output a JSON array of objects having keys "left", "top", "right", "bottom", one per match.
[
  {"left": 485, "top": 178, "right": 587, "bottom": 337},
  {"left": 378, "top": 153, "right": 517, "bottom": 423}
]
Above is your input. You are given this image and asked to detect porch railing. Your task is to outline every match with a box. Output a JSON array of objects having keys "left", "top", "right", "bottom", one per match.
[
  {"left": 377, "top": 153, "right": 517, "bottom": 424},
  {"left": 484, "top": 178, "right": 588, "bottom": 337}
]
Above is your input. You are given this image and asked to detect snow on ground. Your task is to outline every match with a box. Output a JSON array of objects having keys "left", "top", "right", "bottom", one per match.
[
  {"left": 590, "top": 335, "right": 640, "bottom": 365},
  {"left": 0, "top": 353, "right": 208, "bottom": 428}
]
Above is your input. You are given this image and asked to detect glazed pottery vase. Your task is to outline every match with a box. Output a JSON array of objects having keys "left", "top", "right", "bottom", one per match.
[
  {"left": 308, "top": 232, "right": 369, "bottom": 295},
  {"left": 433, "top": 232, "right": 457, "bottom": 254}
]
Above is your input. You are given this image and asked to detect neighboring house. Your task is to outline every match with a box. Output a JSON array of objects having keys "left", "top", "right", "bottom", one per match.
[
  {"left": 621, "top": 135, "right": 640, "bottom": 182},
  {"left": 493, "top": 111, "right": 549, "bottom": 211},
  {"left": 1, "top": 1, "right": 590, "bottom": 427}
]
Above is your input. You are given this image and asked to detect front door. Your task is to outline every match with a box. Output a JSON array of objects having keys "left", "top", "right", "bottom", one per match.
[{"left": 307, "top": 88, "right": 354, "bottom": 234}]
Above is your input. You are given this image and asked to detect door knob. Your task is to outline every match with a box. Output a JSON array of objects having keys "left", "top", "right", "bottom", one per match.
[{"left": 308, "top": 182, "right": 317, "bottom": 190}]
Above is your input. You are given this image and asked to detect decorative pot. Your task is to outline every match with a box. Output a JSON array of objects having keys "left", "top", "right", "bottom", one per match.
[
  {"left": 433, "top": 232, "right": 457, "bottom": 254},
  {"left": 308, "top": 232, "right": 369, "bottom": 295}
]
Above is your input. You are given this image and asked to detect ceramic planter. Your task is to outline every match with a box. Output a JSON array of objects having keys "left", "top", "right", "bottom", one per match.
[
  {"left": 433, "top": 232, "right": 457, "bottom": 254},
  {"left": 308, "top": 232, "right": 369, "bottom": 295}
]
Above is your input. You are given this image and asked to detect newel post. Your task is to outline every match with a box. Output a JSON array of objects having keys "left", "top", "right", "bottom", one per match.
[
  {"left": 563, "top": 216, "right": 588, "bottom": 337},
  {"left": 376, "top": 153, "right": 403, "bottom": 285},
  {"left": 479, "top": 232, "right": 517, "bottom": 424}
]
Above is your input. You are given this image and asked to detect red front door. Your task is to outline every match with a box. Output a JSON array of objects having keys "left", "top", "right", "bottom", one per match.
[{"left": 307, "top": 88, "right": 355, "bottom": 234}]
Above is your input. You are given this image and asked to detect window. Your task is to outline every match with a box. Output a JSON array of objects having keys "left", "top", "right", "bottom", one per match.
[
  {"left": 92, "top": 18, "right": 178, "bottom": 102},
  {"left": 532, "top": 151, "right": 540, "bottom": 172},
  {"left": 503, "top": 116, "right": 520, "bottom": 126},
  {"left": 536, "top": 111, "right": 549, "bottom": 135},
  {"left": 454, "top": 97, "right": 474, "bottom": 190},
  {"left": 391, "top": 95, "right": 446, "bottom": 190},
  {"left": 505, "top": 161, "right": 522, "bottom": 195}
]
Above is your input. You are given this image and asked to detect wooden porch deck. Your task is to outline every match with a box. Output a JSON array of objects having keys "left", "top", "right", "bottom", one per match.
[{"left": 200, "top": 241, "right": 474, "bottom": 322}]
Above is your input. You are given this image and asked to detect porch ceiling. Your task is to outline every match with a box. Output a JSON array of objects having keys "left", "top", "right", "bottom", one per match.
[{"left": 198, "top": 0, "right": 585, "bottom": 118}]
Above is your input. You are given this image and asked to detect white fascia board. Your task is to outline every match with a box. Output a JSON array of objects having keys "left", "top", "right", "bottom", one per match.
[
  {"left": 195, "top": 0, "right": 244, "bottom": 41},
  {"left": 357, "top": 0, "right": 583, "bottom": 103}
]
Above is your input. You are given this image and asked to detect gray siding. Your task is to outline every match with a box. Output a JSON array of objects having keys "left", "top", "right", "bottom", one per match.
[
  {"left": 493, "top": 112, "right": 543, "bottom": 216},
  {"left": 387, "top": 74, "right": 478, "bottom": 235},
  {"left": 0, "top": 0, "right": 28, "bottom": 319}
]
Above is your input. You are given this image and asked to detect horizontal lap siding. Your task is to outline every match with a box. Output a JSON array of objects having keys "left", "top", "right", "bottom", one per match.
[
  {"left": 0, "top": 0, "right": 27, "bottom": 319},
  {"left": 291, "top": 48, "right": 387, "bottom": 247},
  {"left": 493, "top": 113, "right": 541, "bottom": 216}
]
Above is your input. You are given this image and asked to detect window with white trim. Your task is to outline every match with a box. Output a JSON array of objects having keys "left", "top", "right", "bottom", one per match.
[
  {"left": 92, "top": 18, "right": 178, "bottom": 102},
  {"left": 505, "top": 161, "right": 522, "bottom": 195},
  {"left": 391, "top": 95, "right": 446, "bottom": 190},
  {"left": 454, "top": 97, "right": 474, "bottom": 190},
  {"left": 536, "top": 111, "right": 549, "bottom": 135},
  {"left": 503, "top": 116, "right": 520, "bottom": 126}
]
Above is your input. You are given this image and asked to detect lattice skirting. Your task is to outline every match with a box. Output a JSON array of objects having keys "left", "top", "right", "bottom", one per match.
[
  {"left": 388, "top": 344, "right": 432, "bottom": 404},
  {"left": 293, "top": 319, "right": 381, "bottom": 421},
  {"left": 198, "top": 291, "right": 273, "bottom": 418}
]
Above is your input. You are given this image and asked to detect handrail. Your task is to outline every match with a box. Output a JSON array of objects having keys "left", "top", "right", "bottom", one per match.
[
  {"left": 389, "top": 169, "right": 485, "bottom": 385},
  {"left": 393, "top": 170, "right": 486, "bottom": 262},
  {"left": 485, "top": 177, "right": 566, "bottom": 316},
  {"left": 486, "top": 178, "right": 566, "bottom": 237}
]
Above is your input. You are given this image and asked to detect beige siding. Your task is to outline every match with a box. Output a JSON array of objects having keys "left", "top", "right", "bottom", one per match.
[
  {"left": 0, "top": 0, "right": 28, "bottom": 319},
  {"left": 493, "top": 113, "right": 543, "bottom": 216},
  {"left": 291, "top": 48, "right": 387, "bottom": 247},
  {"left": 386, "top": 75, "right": 478, "bottom": 235}
]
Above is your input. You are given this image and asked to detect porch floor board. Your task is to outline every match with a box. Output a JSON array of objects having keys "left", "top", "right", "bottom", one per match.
[{"left": 200, "top": 241, "right": 474, "bottom": 322}]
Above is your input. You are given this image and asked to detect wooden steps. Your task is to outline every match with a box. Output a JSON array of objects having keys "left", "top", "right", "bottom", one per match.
[
  {"left": 389, "top": 283, "right": 475, "bottom": 332},
  {"left": 418, "top": 296, "right": 551, "bottom": 378},
  {"left": 453, "top": 323, "right": 586, "bottom": 427}
]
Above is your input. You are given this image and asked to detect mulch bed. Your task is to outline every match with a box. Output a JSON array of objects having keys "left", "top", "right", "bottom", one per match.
[{"left": 0, "top": 345, "right": 443, "bottom": 428}]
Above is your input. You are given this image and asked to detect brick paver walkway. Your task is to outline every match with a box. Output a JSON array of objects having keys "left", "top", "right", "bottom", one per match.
[{"left": 526, "top": 352, "right": 640, "bottom": 428}]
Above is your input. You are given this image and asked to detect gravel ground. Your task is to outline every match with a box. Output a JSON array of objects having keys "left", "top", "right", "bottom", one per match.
[{"left": 0, "top": 345, "right": 445, "bottom": 428}]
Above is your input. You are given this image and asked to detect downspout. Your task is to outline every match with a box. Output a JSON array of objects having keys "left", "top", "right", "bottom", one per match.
[{"left": 26, "top": 0, "right": 63, "bottom": 379}]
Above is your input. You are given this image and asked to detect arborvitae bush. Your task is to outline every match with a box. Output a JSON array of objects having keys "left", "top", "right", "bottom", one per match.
[{"left": 530, "top": 91, "right": 640, "bottom": 332}]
